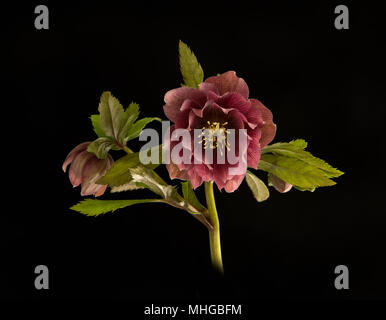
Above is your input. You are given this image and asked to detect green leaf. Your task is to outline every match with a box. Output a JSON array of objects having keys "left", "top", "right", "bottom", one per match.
[
  {"left": 87, "top": 137, "right": 116, "bottom": 159},
  {"left": 98, "top": 91, "right": 124, "bottom": 140},
  {"left": 70, "top": 198, "right": 161, "bottom": 216},
  {"left": 97, "top": 153, "right": 140, "bottom": 186},
  {"left": 101, "top": 158, "right": 176, "bottom": 200},
  {"left": 262, "top": 140, "right": 343, "bottom": 178},
  {"left": 181, "top": 181, "right": 206, "bottom": 213},
  {"left": 118, "top": 102, "right": 140, "bottom": 144},
  {"left": 110, "top": 181, "right": 146, "bottom": 193},
  {"left": 258, "top": 154, "right": 336, "bottom": 191},
  {"left": 293, "top": 185, "right": 315, "bottom": 192},
  {"left": 127, "top": 166, "right": 177, "bottom": 199},
  {"left": 178, "top": 40, "right": 204, "bottom": 89},
  {"left": 90, "top": 114, "right": 106, "bottom": 138},
  {"left": 124, "top": 117, "right": 161, "bottom": 142},
  {"left": 245, "top": 170, "right": 270, "bottom": 202},
  {"left": 289, "top": 139, "right": 308, "bottom": 149}
]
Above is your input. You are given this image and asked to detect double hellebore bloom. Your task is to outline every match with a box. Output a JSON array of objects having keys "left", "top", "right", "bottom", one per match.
[
  {"left": 62, "top": 142, "right": 114, "bottom": 197},
  {"left": 163, "top": 71, "right": 276, "bottom": 192}
]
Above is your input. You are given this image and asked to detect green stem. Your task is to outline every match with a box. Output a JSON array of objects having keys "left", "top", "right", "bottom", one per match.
[
  {"left": 205, "top": 181, "right": 224, "bottom": 274},
  {"left": 122, "top": 145, "right": 212, "bottom": 228}
]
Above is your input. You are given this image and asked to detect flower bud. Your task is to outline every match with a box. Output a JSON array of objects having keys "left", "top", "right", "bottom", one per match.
[{"left": 62, "top": 142, "right": 113, "bottom": 197}]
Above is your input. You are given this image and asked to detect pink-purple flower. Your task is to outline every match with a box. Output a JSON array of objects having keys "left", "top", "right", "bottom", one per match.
[
  {"left": 163, "top": 71, "right": 276, "bottom": 192},
  {"left": 62, "top": 142, "right": 114, "bottom": 197}
]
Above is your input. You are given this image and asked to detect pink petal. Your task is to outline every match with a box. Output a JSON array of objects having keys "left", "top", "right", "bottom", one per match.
[
  {"left": 81, "top": 157, "right": 108, "bottom": 182},
  {"left": 246, "top": 103, "right": 264, "bottom": 127},
  {"left": 247, "top": 139, "right": 261, "bottom": 169},
  {"left": 201, "top": 103, "right": 228, "bottom": 123},
  {"left": 260, "top": 122, "right": 277, "bottom": 148},
  {"left": 227, "top": 110, "right": 246, "bottom": 129},
  {"left": 163, "top": 104, "right": 180, "bottom": 123},
  {"left": 175, "top": 109, "right": 191, "bottom": 129},
  {"left": 80, "top": 183, "right": 107, "bottom": 197},
  {"left": 250, "top": 99, "right": 276, "bottom": 147},
  {"left": 94, "top": 185, "right": 108, "bottom": 197},
  {"left": 213, "top": 164, "right": 228, "bottom": 191},
  {"left": 199, "top": 82, "right": 219, "bottom": 96},
  {"left": 166, "top": 162, "right": 190, "bottom": 180},
  {"left": 270, "top": 174, "right": 292, "bottom": 193},
  {"left": 216, "top": 92, "right": 250, "bottom": 114},
  {"left": 194, "top": 164, "right": 213, "bottom": 181},
  {"left": 205, "top": 71, "right": 249, "bottom": 99},
  {"left": 68, "top": 151, "right": 94, "bottom": 187},
  {"left": 188, "top": 168, "right": 203, "bottom": 189},
  {"left": 192, "top": 108, "right": 203, "bottom": 118},
  {"left": 180, "top": 99, "right": 200, "bottom": 112},
  {"left": 188, "top": 110, "right": 204, "bottom": 130},
  {"left": 224, "top": 174, "right": 245, "bottom": 192},
  {"left": 164, "top": 87, "right": 206, "bottom": 108},
  {"left": 62, "top": 142, "right": 90, "bottom": 172}
]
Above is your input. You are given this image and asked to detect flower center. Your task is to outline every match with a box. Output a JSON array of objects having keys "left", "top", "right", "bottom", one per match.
[{"left": 198, "top": 121, "right": 231, "bottom": 156}]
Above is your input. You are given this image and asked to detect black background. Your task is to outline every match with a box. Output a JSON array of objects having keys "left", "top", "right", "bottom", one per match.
[{"left": 2, "top": 0, "right": 386, "bottom": 306}]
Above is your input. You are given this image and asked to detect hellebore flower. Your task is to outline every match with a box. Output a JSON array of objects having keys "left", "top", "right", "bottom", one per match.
[
  {"left": 163, "top": 71, "right": 276, "bottom": 192},
  {"left": 62, "top": 142, "right": 114, "bottom": 197}
]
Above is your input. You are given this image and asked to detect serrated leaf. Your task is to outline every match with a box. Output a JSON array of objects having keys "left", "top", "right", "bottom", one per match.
[
  {"left": 124, "top": 117, "right": 161, "bottom": 142},
  {"left": 90, "top": 114, "right": 106, "bottom": 138},
  {"left": 106, "top": 162, "right": 177, "bottom": 201},
  {"left": 289, "top": 139, "right": 308, "bottom": 149},
  {"left": 118, "top": 102, "right": 140, "bottom": 144},
  {"left": 70, "top": 198, "right": 161, "bottom": 216},
  {"left": 87, "top": 137, "right": 116, "bottom": 159},
  {"left": 128, "top": 166, "right": 177, "bottom": 200},
  {"left": 258, "top": 154, "right": 336, "bottom": 191},
  {"left": 110, "top": 181, "right": 145, "bottom": 193},
  {"left": 97, "top": 153, "right": 140, "bottom": 186},
  {"left": 181, "top": 181, "right": 206, "bottom": 214},
  {"left": 98, "top": 91, "right": 124, "bottom": 140},
  {"left": 262, "top": 140, "right": 343, "bottom": 178},
  {"left": 178, "top": 40, "right": 204, "bottom": 89},
  {"left": 245, "top": 170, "right": 270, "bottom": 202},
  {"left": 293, "top": 185, "right": 315, "bottom": 192}
]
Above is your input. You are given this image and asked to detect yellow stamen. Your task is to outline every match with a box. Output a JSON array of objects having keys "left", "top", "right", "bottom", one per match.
[{"left": 197, "top": 121, "right": 231, "bottom": 155}]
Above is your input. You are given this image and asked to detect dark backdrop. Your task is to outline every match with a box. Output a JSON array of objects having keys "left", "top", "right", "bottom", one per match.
[{"left": 2, "top": 1, "right": 386, "bottom": 305}]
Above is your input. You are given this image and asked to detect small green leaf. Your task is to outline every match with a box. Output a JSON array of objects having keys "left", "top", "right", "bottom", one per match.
[
  {"left": 87, "top": 137, "right": 116, "bottom": 159},
  {"left": 90, "top": 114, "right": 106, "bottom": 138},
  {"left": 262, "top": 140, "right": 343, "bottom": 178},
  {"left": 289, "top": 139, "right": 308, "bottom": 149},
  {"left": 258, "top": 154, "right": 336, "bottom": 191},
  {"left": 128, "top": 166, "right": 177, "bottom": 199},
  {"left": 124, "top": 117, "right": 161, "bottom": 142},
  {"left": 179, "top": 40, "right": 204, "bottom": 89},
  {"left": 293, "top": 185, "right": 315, "bottom": 192},
  {"left": 110, "top": 181, "right": 146, "bottom": 193},
  {"left": 245, "top": 170, "right": 270, "bottom": 202},
  {"left": 118, "top": 102, "right": 140, "bottom": 144},
  {"left": 98, "top": 91, "right": 124, "bottom": 140},
  {"left": 70, "top": 198, "right": 161, "bottom": 216},
  {"left": 181, "top": 181, "right": 206, "bottom": 213},
  {"left": 97, "top": 153, "right": 140, "bottom": 186}
]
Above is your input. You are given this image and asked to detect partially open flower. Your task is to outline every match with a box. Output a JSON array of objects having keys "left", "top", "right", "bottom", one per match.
[
  {"left": 62, "top": 142, "right": 114, "bottom": 197},
  {"left": 163, "top": 71, "right": 276, "bottom": 192}
]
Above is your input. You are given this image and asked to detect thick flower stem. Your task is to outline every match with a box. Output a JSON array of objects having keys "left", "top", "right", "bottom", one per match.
[{"left": 205, "top": 181, "right": 224, "bottom": 274}]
